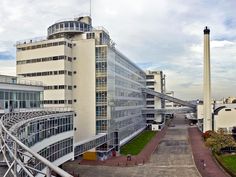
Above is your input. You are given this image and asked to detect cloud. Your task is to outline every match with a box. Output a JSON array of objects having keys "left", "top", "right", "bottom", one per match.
[
  {"left": 0, "top": 52, "right": 14, "bottom": 60},
  {"left": 0, "top": 0, "right": 236, "bottom": 100}
]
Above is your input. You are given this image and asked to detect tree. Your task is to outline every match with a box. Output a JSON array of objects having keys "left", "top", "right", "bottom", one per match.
[{"left": 205, "top": 131, "right": 236, "bottom": 154}]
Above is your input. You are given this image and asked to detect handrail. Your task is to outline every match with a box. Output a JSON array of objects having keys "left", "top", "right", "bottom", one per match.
[{"left": 0, "top": 112, "right": 73, "bottom": 177}]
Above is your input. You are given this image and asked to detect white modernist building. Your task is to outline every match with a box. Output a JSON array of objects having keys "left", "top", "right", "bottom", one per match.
[
  {"left": 197, "top": 103, "right": 236, "bottom": 134},
  {"left": 165, "top": 91, "right": 174, "bottom": 108},
  {"left": 145, "top": 70, "right": 166, "bottom": 130},
  {"left": 16, "top": 16, "right": 146, "bottom": 158}
]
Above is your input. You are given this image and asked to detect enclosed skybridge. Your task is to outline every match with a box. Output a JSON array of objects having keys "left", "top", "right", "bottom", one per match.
[
  {"left": 142, "top": 107, "right": 195, "bottom": 114},
  {"left": 142, "top": 88, "right": 197, "bottom": 109}
]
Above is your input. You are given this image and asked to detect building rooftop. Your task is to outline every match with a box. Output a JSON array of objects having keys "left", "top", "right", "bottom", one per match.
[{"left": 0, "top": 74, "right": 43, "bottom": 87}]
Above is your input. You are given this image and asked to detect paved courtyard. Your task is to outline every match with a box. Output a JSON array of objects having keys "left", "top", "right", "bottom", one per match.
[{"left": 63, "top": 114, "right": 201, "bottom": 177}]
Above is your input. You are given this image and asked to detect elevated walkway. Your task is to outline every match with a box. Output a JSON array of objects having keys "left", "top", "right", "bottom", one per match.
[
  {"left": 142, "top": 88, "right": 196, "bottom": 109},
  {"left": 142, "top": 107, "right": 194, "bottom": 114}
]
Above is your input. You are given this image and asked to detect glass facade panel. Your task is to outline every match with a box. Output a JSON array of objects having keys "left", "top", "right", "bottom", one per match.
[
  {"left": 0, "top": 89, "right": 43, "bottom": 112},
  {"left": 95, "top": 45, "right": 146, "bottom": 152}
]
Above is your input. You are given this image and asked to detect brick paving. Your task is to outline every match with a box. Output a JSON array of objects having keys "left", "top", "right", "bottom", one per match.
[
  {"left": 63, "top": 114, "right": 201, "bottom": 177},
  {"left": 78, "top": 126, "right": 168, "bottom": 167},
  {"left": 188, "top": 127, "right": 230, "bottom": 177}
]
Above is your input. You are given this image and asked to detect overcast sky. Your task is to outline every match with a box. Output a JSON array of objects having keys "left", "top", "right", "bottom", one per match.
[{"left": 0, "top": 0, "right": 236, "bottom": 100}]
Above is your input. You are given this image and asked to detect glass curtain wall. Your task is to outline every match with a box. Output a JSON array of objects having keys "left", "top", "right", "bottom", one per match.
[{"left": 0, "top": 90, "right": 42, "bottom": 112}]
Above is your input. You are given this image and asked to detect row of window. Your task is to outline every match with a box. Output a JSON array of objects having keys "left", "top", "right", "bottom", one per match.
[
  {"left": 146, "top": 94, "right": 155, "bottom": 98},
  {"left": 115, "top": 77, "right": 143, "bottom": 91},
  {"left": 146, "top": 100, "right": 155, "bottom": 105},
  {"left": 146, "top": 81, "right": 155, "bottom": 86},
  {"left": 35, "top": 138, "right": 73, "bottom": 171},
  {"left": 115, "top": 88, "right": 143, "bottom": 98},
  {"left": 17, "top": 41, "right": 73, "bottom": 51},
  {"left": 43, "top": 100, "right": 73, "bottom": 104},
  {"left": 116, "top": 116, "right": 144, "bottom": 130},
  {"left": 114, "top": 99, "right": 144, "bottom": 107},
  {"left": 146, "top": 75, "right": 154, "bottom": 79},
  {"left": 119, "top": 120, "right": 145, "bottom": 141},
  {"left": 115, "top": 52, "right": 146, "bottom": 79},
  {"left": 74, "top": 135, "right": 107, "bottom": 156},
  {"left": 19, "top": 70, "right": 72, "bottom": 77},
  {"left": 44, "top": 85, "right": 74, "bottom": 90},
  {"left": 17, "top": 55, "right": 75, "bottom": 65},
  {"left": 48, "top": 21, "right": 91, "bottom": 35},
  {"left": 112, "top": 108, "right": 141, "bottom": 119},
  {"left": 18, "top": 115, "right": 73, "bottom": 147},
  {"left": 115, "top": 65, "right": 143, "bottom": 84}
]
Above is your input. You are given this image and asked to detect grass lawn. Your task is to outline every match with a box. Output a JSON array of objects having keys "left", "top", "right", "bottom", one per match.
[
  {"left": 120, "top": 130, "right": 157, "bottom": 156},
  {"left": 216, "top": 154, "right": 236, "bottom": 176}
]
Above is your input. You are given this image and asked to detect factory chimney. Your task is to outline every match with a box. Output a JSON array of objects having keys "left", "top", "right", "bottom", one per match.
[{"left": 203, "top": 26, "right": 212, "bottom": 132}]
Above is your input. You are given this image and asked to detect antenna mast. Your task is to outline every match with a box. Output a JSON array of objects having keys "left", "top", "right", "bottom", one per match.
[{"left": 89, "top": 0, "right": 92, "bottom": 17}]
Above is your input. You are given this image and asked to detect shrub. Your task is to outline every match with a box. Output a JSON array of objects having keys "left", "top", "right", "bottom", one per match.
[
  {"left": 202, "top": 130, "right": 215, "bottom": 140},
  {"left": 205, "top": 132, "right": 236, "bottom": 154}
]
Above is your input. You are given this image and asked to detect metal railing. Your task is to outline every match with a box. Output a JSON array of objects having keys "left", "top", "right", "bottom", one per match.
[
  {"left": 0, "top": 75, "right": 43, "bottom": 87},
  {"left": 16, "top": 36, "right": 47, "bottom": 46},
  {"left": 0, "top": 110, "right": 73, "bottom": 177}
]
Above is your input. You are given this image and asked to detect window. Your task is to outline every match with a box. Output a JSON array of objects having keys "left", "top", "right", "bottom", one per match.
[
  {"left": 146, "top": 101, "right": 154, "bottom": 105},
  {"left": 146, "top": 75, "right": 154, "bottom": 79},
  {"left": 146, "top": 82, "right": 154, "bottom": 86},
  {"left": 225, "top": 109, "right": 231, "bottom": 111},
  {"left": 70, "top": 22, "right": 74, "bottom": 28},
  {"left": 67, "top": 43, "right": 72, "bottom": 48},
  {"left": 53, "top": 42, "right": 59, "bottom": 46},
  {"left": 59, "top": 85, "right": 65, "bottom": 89},
  {"left": 73, "top": 71, "right": 77, "bottom": 74},
  {"left": 68, "top": 86, "right": 72, "bottom": 90},
  {"left": 86, "top": 33, "right": 95, "bottom": 39},
  {"left": 74, "top": 85, "right": 77, "bottom": 88},
  {"left": 74, "top": 99, "right": 77, "bottom": 103},
  {"left": 73, "top": 57, "right": 76, "bottom": 60},
  {"left": 59, "top": 70, "right": 65, "bottom": 75},
  {"left": 59, "top": 100, "right": 65, "bottom": 104},
  {"left": 146, "top": 94, "right": 154, "bottom": 98},
  {"left": 59, "top": 41, "right": 66, "bottom": 45},
  {"left": 53, "top": 56, "right": 58, "bottom": 60}
]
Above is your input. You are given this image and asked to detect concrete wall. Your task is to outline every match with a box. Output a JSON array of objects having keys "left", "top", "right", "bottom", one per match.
[
  {"left": 215, "top": 108, "right": 236, "bottom": 132},
  {"left": 72, "top": 39, "right": 96, "bottom": 143}
]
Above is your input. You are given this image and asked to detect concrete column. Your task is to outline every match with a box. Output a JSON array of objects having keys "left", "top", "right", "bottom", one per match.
[{"left": 203, "top": 26, "right": 212, "bottom": 132}]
